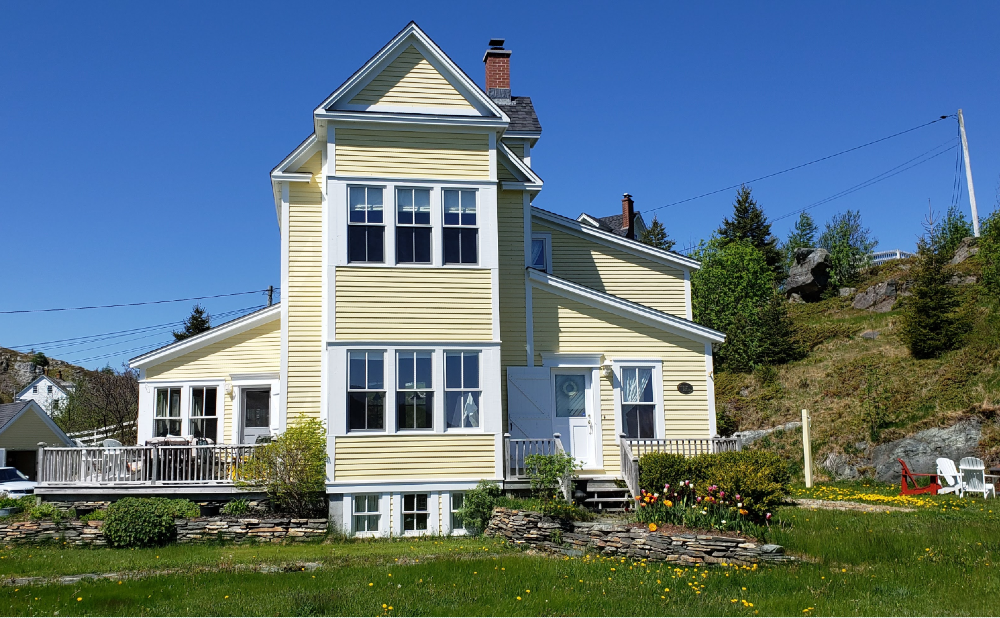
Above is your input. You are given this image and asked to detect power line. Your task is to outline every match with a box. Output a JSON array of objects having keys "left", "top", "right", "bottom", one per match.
[
  {"left": 676, "top": 138, "right": 958, "bottom": 254},
  {"left": 69, "top": 341, "right": 176, "bottom": 365},
  {"left": 648, "top": 115, "right": 954, "bottom": 215},
  {"left": 0, "top": 288, "right": 277, "bottom": 315}
]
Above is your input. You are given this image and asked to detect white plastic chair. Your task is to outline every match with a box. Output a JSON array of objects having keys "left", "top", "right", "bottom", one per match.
[
  {"left": 959, "top": 457, "right": 996, "bottom": 499},
  {"left": 936, "top": 458, "right": 964, "bottom": 496}
]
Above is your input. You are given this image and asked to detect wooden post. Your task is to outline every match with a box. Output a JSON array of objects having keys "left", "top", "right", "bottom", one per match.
[
  {"left": 802, "top": 409, "right": 813, "bottom": 488},
  {"left": 958, "top": 109, "right": 980, "bottom": 237}
]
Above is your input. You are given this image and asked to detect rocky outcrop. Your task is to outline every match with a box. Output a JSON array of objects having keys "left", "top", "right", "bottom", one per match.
[
  {"left": 870, "top": 419, "right": 982, "bottom": 482},
  {"left": 949, "top": 237, "right": 979, "bottom": 265},
  {"left": 485, "top": 508, "right": 794, "bottom": 564},
  {"left": 785, "top": 248, "right": 832, "bottom": 302},
  {"left": 733, "top": 422, "right": 802, "bottom": 446},
  {"left": 852, "top": 279, "right": 911, "bottom": 313}
]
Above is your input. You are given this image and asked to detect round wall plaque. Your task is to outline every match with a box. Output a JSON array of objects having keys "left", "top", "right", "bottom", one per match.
[{"left": 677, "top": 382, "right": 694, "bottom": 395}]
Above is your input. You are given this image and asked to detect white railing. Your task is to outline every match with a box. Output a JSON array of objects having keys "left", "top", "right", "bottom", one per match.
[
  {"left": 618, "top": 436, "right": 743, "bottom": 499},
  {"left": 503, "top": 434, "right": 572, "bottom": 500},
  {"left": 67, "top": 420, "right": 137, "bottom": 446},
  {"left": 38, "top": 444, "right": 260, "bottom": 486},
  {"left": 871, "top": 249, "right": 915, "bottom": 266}
]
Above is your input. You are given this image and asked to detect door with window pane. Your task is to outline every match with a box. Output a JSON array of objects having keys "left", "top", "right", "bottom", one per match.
[
  {"left": 241, "top": 388, "right": 271, "bottom": 444},
  {"left": 551, "top": 370, "right": 595, "bottom": 468}
]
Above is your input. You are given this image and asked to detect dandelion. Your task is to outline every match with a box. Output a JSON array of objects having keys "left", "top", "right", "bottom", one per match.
[
  {"left": 516, "top": 596, "right": 522, "bottom": 601},
  {"left": 77, "top": 597, "right": 82, "bottom": 602}
]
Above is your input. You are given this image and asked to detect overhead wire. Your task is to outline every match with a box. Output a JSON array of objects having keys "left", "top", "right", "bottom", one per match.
[{"left": 0, "top": 288, "right": 277, "bottom": 315}]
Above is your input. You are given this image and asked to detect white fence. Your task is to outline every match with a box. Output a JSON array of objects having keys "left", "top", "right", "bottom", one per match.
[{"left": 871, "top": 249, "right": 915, "bottom": 266}]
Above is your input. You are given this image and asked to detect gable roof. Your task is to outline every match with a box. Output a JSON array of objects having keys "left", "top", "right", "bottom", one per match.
[
  {"left": 532, "top": 207, "right": 701, "bottom": 270},
  {"left": 315, "top": 22, "right": 508, "bottom": 123},
  {"left": 129, "top": 304, "right": 280, "bottom": 369},
  {"left": 0, "top": 400, "right": 74, "bottom": 445},
  {"left": 15, "top": 375, "right": 73, "bottom": 400},
  {"left": 579, "top": 212, "right": 648, "bottom": 238},
  {"left": 528, "top": 269, "right": 724, "bottom": 344}
]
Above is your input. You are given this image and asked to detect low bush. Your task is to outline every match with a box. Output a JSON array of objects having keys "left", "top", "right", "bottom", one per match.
[
  {"left": 28, "top": 502, "right": 69, "bottom": 522},
  {"left": 221, "top": 498, "right": 252, "bottom": 517},
  {"left": 102, "top": 498, "right": 181, "bottom": 548},
  {"left": 237, "top": 419, "right": 327, "bottom": 517},
  {"left": 79, "top": 509, "right": 107, "bottom": 523},
  {"left": 637, "top": 449, "right": 790, "bottom": 523},
  {"left": 0, "top": 494, "right": 34, "bottom": 511},
  {"left": 523, "top": 452, "right": 577, "bottom": 502},
  {"left": 456, "top": 480, "right": 503, "bottom": 533}
]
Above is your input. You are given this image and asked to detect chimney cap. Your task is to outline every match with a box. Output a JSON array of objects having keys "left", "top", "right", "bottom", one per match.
[{"left": 488, "top": 38, "right": 505, "bottom": 48}]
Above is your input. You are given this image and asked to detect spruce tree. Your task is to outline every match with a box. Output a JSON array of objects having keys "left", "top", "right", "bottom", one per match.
[
  {"left": 173, "top": 305, "right": 212, "bottom": 341},
  {"left": 781, "top": 212, "right": 818, "bottom": 274},
  {"left": 933, "top": 204, "right": 974, "bottom": 260},
  {"left": 900, "top": 236, "right": 970, "bottom": 359},
  {"left": 717, "top": 185, "right": 782, "bottom": 275},
  {"left": 637, "top": 216, "right": 675, "bottom": 251},
  {"left": 818, "top": 210, "right": 877, "bottom": 288}
]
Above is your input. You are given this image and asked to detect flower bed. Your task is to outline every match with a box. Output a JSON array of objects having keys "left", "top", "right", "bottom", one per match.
[{"left": 632, "top": 481, "right": 772, "bottom": 538}]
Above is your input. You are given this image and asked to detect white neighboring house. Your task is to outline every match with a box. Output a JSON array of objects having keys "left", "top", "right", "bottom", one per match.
[{"left": 16, "top": 375, "right": 74, "bottom": 417}]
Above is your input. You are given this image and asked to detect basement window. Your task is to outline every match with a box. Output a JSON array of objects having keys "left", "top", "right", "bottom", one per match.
[
  {"left": 348, "top": 186, "right": 385, "bottom": 263},
  {"left": 442, "top": 189, "right": 477, "bottom": 264},
  {"left": 402, "top": 493, "right": 429, "bottom": 532},
  {"left": 621, "top": 367, "right": 656, "bottom": 439},
  {"left": 353, "top": 494, "right": 381, "bottom": 534},
  {"left": 450, "top": 492, "right": 466, "bottom": 532},
  {"left": 348, "top": 351, "right": 385, "bottom": 431},
  {"left": 396, "top": 188, "right": 432, "bottom": 264},
  {"left": 154, "top": 387, "right": 182, "bottom": 437}
]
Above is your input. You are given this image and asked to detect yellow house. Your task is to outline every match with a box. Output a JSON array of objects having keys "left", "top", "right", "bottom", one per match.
[{"left": 126, "top": 22, "right": 724, "bottom": 536}]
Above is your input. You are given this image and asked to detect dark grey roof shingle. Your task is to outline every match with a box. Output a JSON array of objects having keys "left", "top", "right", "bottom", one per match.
[
  {"left": 0, "top": 401, "right": 30, "bottom": 431},
  {"left": 496, "top": 96, "right": 541, "bottom": 133},
  {"left": 583, "top": 213, "right": 649, "bottom": 238}
]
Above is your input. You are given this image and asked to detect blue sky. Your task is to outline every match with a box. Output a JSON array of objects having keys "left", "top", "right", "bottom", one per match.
[{"left": 1, "top": 1, "right": 997, "bottom": 370}]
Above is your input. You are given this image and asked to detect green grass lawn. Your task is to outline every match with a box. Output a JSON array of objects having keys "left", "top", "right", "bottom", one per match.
[{"left": 1, "top": 485, "right": 998, "bottom": 616}]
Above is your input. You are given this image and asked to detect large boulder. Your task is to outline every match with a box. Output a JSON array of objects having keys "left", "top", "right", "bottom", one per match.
[
  {"left": 949, "top": 236, "right": 979, "bottom": 265},
  {"left": 852, "top": 279, "right": 909, "bottom": 313},
  {"left": 785, "top": 248, "right": 832, "bottom": 302},
  {"left": 870, "top": 419, "right": 982, "bottom": 482}
]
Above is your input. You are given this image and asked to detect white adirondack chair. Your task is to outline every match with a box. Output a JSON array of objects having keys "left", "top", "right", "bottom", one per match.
[
  {"left": 959, "top": 457, "right": 996, "bottom": 499},
  {"left": 936, "top": 458, "right": 964, "bottom": 496}
]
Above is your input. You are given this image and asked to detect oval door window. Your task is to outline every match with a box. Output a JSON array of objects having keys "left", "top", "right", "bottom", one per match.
[{"left": 677, "top": 382, "right": 694, "bottom": 394}]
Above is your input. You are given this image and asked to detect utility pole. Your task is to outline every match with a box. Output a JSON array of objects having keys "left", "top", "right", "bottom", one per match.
[
  {"left": 958, "top": 109, "right": 980, "bottom": 237},
  {"left": 267, "top": 285, "right": 274, "bottom": 307}
]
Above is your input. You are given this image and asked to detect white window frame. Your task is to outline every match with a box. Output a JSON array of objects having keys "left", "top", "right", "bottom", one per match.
[
  {"left": 401, "top": 492, "right": 431, "bottom": 535},
  {"left": 347, "top": 185, "right": 386, "bottom": 264},
  {"left": 612, "top": 360, "right": 664, "bottom": 441},
  {"left": 442, "top": 188, "right": 479, "bottom": 265},
  {"left": 347, "top": 350, "right": 387, "bottom": 432},
  {"left": 154, "top": 386, "right": 183, "bottom": 438},
  {"left": 395, "top": 187, "right": 433, "bottom": 265},
  {"left": 530, "top": 232, "right": 552, "bottom": 273},
  {"left": 444, "top": 350, "right": 482, "bottom": 431},
  {"left": 188, "top": 385, "right": 220, "bottom": 443},
  {"left": 396, "top": 350, "right": 434, "bottom": 431},
  {"left": 350, "top": 492, "right": 385, "bottom": 537},
  {"left": 449, "top": 491, "right": 467, "bottom": 535}
]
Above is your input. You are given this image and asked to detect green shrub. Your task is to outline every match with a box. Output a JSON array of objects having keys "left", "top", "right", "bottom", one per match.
[
  {"left": 637, "top": 450, "right": 789, "bottom": 522},
  {"left": 523, "top": 452, "right": 577, "bottom": 502},
  {"left": 28, "top": 502, "right": 69, "bottom": 522},
  {"left": 102, "top": 498, "right": 179, "bottom": 548},
  {"left": 237, "top": 418, "right": 327, "bottom": 517},
  {"left": 163, "top": 499, "right": 200, "bottom": 519},
  {"left": 456, "top": 480, "right": 502, "bottom": 533},
  {"left": 539, "top": 500, "right": 593, "bottom": 522},
  {"left": 79, "top": 509, "right": 107, "bottom": 523},
  {"left": 0, "top": 494, "right": 34, "bottom": 510},
  {"left": 221, "top": 498, "right": 252, "bottom": 517}
]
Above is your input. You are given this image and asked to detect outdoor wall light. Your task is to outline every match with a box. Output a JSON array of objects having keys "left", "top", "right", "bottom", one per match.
[{"left": 600, "top": 362, "right": 614, "bottom": 379}]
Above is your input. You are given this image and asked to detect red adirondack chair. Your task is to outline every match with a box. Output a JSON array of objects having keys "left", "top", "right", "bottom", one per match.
[{"left": 898, "top": 459, "right": 942, "bottom": 495}]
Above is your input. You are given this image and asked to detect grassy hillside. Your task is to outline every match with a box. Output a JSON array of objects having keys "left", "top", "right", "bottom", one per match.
[
  {"left": 715, "top": 252, "right": 1000, "bottom": 477},
  {"left": 0, "top": 346, "right": 90, "bottom": 405}
]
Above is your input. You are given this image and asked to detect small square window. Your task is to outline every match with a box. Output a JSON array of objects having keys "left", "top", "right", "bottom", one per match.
[
  {"left": 403, "top": 493, "right": 429, "bottom": 532},
  {"left": 353, "top": 494, "right": 381, "bottom": 534}
]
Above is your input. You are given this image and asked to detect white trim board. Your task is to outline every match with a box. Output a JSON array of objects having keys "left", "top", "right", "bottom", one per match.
[
  {"left": 129, "top": 304, "right": 281, "bottom": 369},
  {"left": 531, "top": 207, "right": 701, "bottom": 271},
  {"left": 527, "top": 269, "right": 725, "bottom": 345}
]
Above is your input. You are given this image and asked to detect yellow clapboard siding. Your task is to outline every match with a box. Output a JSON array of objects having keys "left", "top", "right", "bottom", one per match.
[
  {"left": 144, "top": 319, "right": 280, "bottom": 443},
  {"left": 349, "top": 45, "right": 475, "bottom": 110},
  {"left": 287, "top": 152, "right": 323, "bottom": 422},
  {"left": 335, "top": 267, "right": 493, "bottom": 341},
  {"left": 532, "top": 222, "right": 688, "bottom": 317},
  {"left": 498, "top": 161, "right": 519, "bottom": 181},
  {"left": 503, "top": 141, "right": 525, "bottom": 160},
  {"left": 497, "top": 190, "right": 526, "bottom": 420},
  {"left": 335, "top": 128, "right": 489, "bottom": 180},
  {"left": 333, "top": 434, "right": 496, "bottom": 480},
  {"left": 531, "top": 288, "right": 710, "bottom": 474}
]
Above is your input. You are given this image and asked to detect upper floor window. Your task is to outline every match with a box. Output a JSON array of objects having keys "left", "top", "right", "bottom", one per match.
[
  {"left": 32, "top": 385, "right": 38, "bottom": 394},
  {"left": 530, "top": 233, "right": 551, "bottom": 272},
  {"left": 47, "top": 385, "right": 53, "bottom": 395},
  {"left": 190, "top": 386, "right": 218, "bottom": 443},
  {"left": 348, "top": 186, "right": 384, "bottom": 263},
  {"left": 397, "top": 351, "right": 433, "bottom": 430},
  {"left": 154, "top": 387, "right": 182, "bottom": 437},
  {"left": 348, "top": 351, "right": 385, "bottom": 431},
  {"left": 445, "top": 351, "right": 480, "bottom": 428},
  {"left": 443, "top": 189, "right": 477, "bottom": 264},
  {"left": 396, "top": 188, "right": 431, "bottom": 264},
  {"left": 621, "top": 366, "right": 655, "bottom": 439}
]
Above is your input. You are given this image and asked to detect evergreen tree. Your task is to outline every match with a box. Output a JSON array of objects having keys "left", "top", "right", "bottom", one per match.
[
  {"left": 757, "top": 289, "right": 805, "bottom": 365},
  {"left": 900, "top": 234, "right": 970, "bottom": 359},
  {"left": 173, "top": 305, "right": 212, "bottom": 341},
  {"left": 717, "top": 185, "right": 782, "bottom": 275},
  {"left": 637, "top": 216, "right": 675, "bottom": 251},
  {"left": 933, "top": 204, "right": 974, "bottom": 260},
  {"left": 981, "top": 207, "right": 1000, "bottom": 297},
  {"left": 818, "top": 210, "right": 878, "bottom": 288},
  {"left": 780, "top": 212, "right": 818, "bottom": 274}
]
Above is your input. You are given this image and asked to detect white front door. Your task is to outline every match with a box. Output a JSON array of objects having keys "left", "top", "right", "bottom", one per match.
[{"left": 552, "top": 370, "right": 595, "bottom": 469}]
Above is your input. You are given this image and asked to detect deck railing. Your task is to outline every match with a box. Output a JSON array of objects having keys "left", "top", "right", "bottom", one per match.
[
  {"left": 618, "top": 436, "right": 744, "bottom": 499},
  {"left": 37, "top": 444, "right": 260, "bottom": 486},
  {"left": 503, "top": 434, "right": 572, "bottom": 501}
]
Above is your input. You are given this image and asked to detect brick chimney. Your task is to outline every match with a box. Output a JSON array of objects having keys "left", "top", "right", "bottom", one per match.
[
  {"left": 484, "top": 38, "right": 511, "bottom": 103},
  {"left": 622, "top": 193, "right": 635, "bottom": 239}
]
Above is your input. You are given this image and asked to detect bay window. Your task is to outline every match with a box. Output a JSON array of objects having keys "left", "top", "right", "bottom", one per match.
[
  {"left": 445, "top": 351, "right": 480, "bottom": 428},
  {"left": 154, "top": 387, "right": 182, "bottom": 437},
  {"left": 396, "top": 188, "right": 431, "bottom": 263},
  {"left": 189, "top": 386, "right": 218, "bottom": 442},
  {"left": 348, "top": 186, "right": 384, "bottom": 263},
  {"left": 348, "top": 351, "right": 385, "bottom": 431},
  {"left": 397, "top": 351, "right": 433, "bottom": 430},
  {"left": 443, "top": 189, "right": 477, "bottom": 264},
  {"left": 621, "top": 366, "right": 656, "bottom": 439}
]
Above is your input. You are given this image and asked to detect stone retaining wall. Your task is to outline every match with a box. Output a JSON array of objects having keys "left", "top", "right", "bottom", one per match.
[
  {"left": 485, "top": 508, "right": 794, "bottom": 565},
  {"left": 0, "top": 517, "right": 327, "bottom": 546}
]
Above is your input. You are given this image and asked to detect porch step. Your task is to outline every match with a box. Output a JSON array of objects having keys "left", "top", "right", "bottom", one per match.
[{"left": 581, "top": 480, "right": 631, "bottom": 513}]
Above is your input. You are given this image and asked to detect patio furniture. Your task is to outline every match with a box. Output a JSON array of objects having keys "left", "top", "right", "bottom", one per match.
[
  {"left": 898, "top": 459, "right": 941, "bottom": 496},
  {"left": 958, "top": 457, "right": 996, "bottom": 499},
  {"left": 936, "top": 458, "right": 964, "bottom": 496}
]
